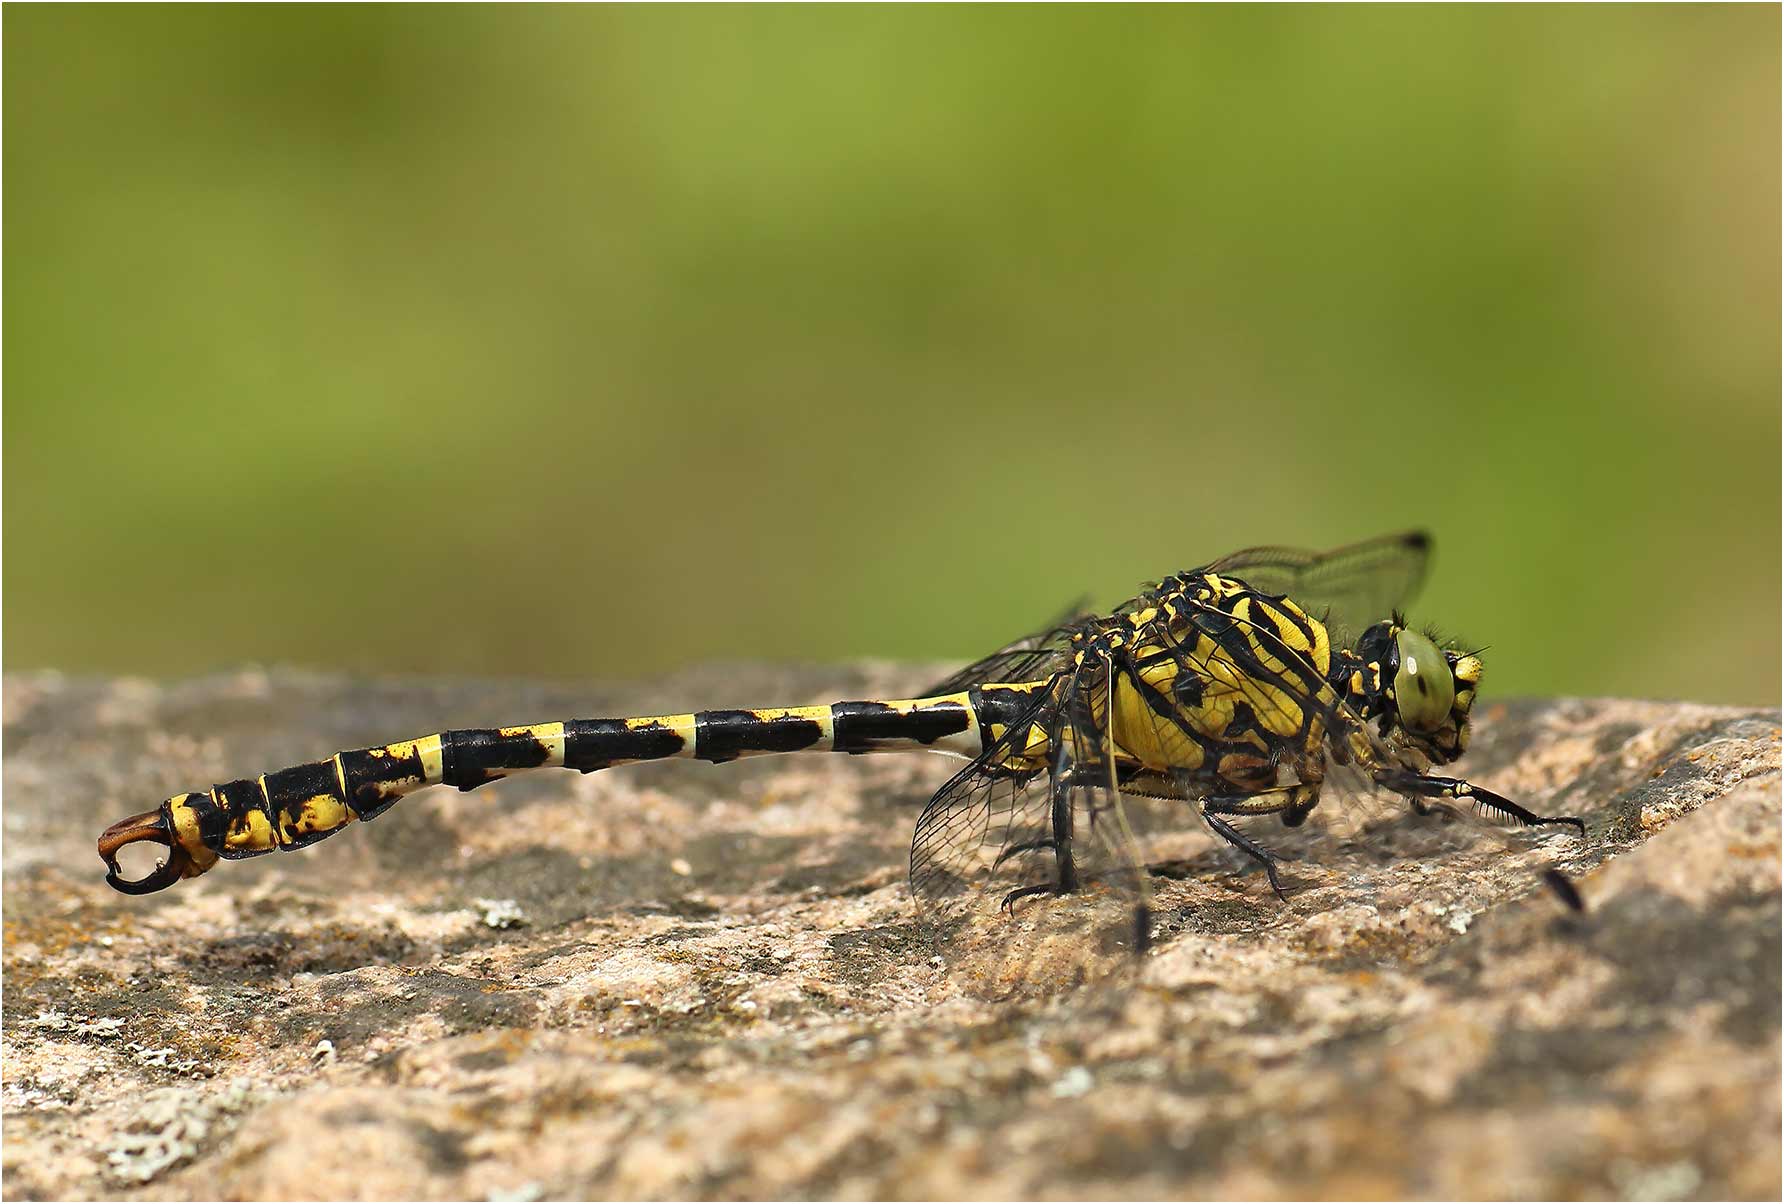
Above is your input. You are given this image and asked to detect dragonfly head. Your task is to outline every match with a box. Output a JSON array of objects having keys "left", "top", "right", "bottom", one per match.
[{"left": 1352, "top": 617, "right": 1482, "bottom": 765}]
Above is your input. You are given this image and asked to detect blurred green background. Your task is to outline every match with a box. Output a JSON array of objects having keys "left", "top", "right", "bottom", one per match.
[{"left": 6, "top": 6, "right": 1778, "bottom": 704}]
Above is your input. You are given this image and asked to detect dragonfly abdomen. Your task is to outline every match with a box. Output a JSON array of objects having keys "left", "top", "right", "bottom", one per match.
[{"left": 125, "top": 689, "right": 1032, "bottom": 886}]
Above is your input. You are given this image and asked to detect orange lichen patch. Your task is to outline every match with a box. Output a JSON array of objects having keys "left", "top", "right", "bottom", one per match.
[
  {"left": 1726, "top": 839, "right": 1782, "bottom": 860},
  {"left": 2, "top": 907, "right": 138, "bottom": 962}
]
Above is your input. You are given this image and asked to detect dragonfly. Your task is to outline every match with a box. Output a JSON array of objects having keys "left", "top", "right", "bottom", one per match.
[{"left": 99, "top": 532, "right": 1584, "bottom": 990}]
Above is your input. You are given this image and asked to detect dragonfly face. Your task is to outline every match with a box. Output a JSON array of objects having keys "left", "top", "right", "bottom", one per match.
[{"left": 1348, "top": 618, "right": 1483, "bottom": 765}]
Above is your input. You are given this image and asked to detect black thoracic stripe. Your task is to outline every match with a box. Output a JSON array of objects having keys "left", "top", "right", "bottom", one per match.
[
  {"left": 831, "top": 700, "right": 971, "bottom": 754},
  {"left": 214, "top": 777, "right": 274, "bottom": 859},
  {"left": 1249, "top": 597, "right": 1325, "bottom": 675},
  {"left": 694, "top": 710, "right": 826, "bottom": 763},
  {"left": 338, "top": 744, "right": 428, "bottom": 819},
  {"left": 1189, "top": 604, "right": 1326, "bottom": 724},
  {"left": 1119, "top": 644, "right": 1274, "bottom": 763},
  {"left": 1127, "top": 645, "right": 1298, "bottom": 759},
  {"left": 262, "top": 760, "right": 349, "bottom": 848},
  {"left": 1120, "top": 655, "right": 1217, "bottom": 745},
  {"left": 1204, "top": 628, "right": 1314, "bottom": 732},
  {"left": 564, "top": 718, "right": 687, "bottom": 772},
  {"left": 1222, "top": 701, "right": 1262, "bottom": 742},
  {"left": 1171, "top": 666, "right": 1204, "bottom": 708},
  {"left": 439, "top": 728, "right": 554, "bottom": 792},
  {"left": 1228, "top": 597, "right": 1333, "bottom": 694}
]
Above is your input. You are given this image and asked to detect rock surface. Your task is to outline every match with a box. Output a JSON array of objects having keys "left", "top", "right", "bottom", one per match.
[{"left": 3, "top": 666, "right": 1779, "bottom": 1200}]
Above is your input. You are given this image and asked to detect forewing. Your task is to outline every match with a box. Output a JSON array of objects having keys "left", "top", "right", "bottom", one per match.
[
  {"left": 1204, "top": 531, "right": 1431, "bottom": 643},
  {"left": 920, "top": 599, "right": 1088, "bottom": 696}
]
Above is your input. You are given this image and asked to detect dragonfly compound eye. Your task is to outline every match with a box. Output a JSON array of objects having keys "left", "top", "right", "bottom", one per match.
[{"left": 1393, "top": 629, "right": 1454, "bottom": 733}]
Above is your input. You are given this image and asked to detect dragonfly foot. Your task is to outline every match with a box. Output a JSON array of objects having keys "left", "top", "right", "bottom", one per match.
[{"left": 1000, "top": 882, "right": 1063, "bottom": 916}]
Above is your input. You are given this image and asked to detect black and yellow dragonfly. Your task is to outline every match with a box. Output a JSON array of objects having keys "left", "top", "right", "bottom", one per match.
[{"left": 99, "top": 533, "right": 1582, "bottom": 987}]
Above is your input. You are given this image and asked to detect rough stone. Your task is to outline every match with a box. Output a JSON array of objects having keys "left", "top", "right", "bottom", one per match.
[{"left": 3, "top": 667, "right": 1778, "bottom": 1199}]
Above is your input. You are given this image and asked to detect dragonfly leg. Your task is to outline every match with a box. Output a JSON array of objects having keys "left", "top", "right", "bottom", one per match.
[
  {"left": 1383, "top": 771, "right": 1586, "bottom": 836},
  {"left": 991, "top": 838, "right": 1058, "bottom": 872},
  {"left": 1000, "top": 882, "right": 1061, "bottom": 915},
  {"left": 1050, "top": 770, "right": 1080, "bottom": 894},
  {"left": 1201, "top": 808, "right": 1290, "bottom": 901},
  {"left": 1203, "top": 783, "right": 1321, "bottom": 823},
  {"left": 1201, "top": 781, "right": 1325, "bottom": 899},
  {"left": 998, "top": 766, "right": 1086, "bottom": 914}
]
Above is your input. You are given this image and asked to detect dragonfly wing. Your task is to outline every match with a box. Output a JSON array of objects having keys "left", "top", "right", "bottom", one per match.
[
  {"left": 909, "top": 656, "right": 1151, "bottom": 999},
  {"left": 920, "top": 599, "right": 1088, "bottom": 696},
  {"left": 1203, "top": 530, "right": 1432, "bottom": 644},
  {"left": 1062, "top": 654, "right": 1155, "bottom": 961},
  {"left": 909, "top": 757, "right": 1048, "bottom": 913}
]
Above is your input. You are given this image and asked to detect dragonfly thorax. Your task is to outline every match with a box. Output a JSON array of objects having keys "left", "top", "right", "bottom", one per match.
[{"left": 1083, "top": 576, "right": 1340, "bottom": 786}]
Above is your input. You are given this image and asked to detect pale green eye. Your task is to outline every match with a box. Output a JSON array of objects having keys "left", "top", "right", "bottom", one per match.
[{"left": 1394, "top": 629, "right": 1455, "bottom": 732}]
